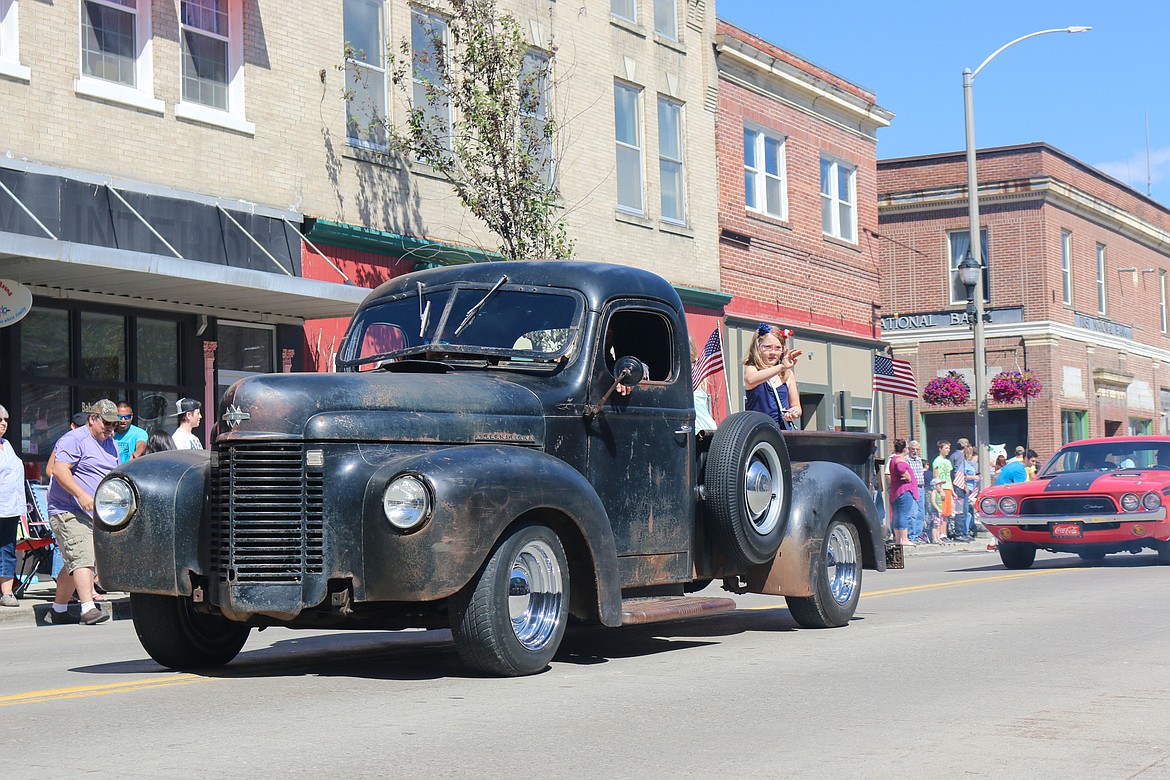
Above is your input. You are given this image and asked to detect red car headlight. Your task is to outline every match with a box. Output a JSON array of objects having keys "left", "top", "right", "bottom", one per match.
[
  {"left": 1141, "top": 492, "right": 1162, "bottom": 511},
  {"left": 979, "top": 496, "right": 999, "bottom": 516},
  {"left": 1120, "top": 493, "right": 1140, "bottom": 512},
  {"left": 998, "top": 497, "right": 1018, "bottom": 515}
]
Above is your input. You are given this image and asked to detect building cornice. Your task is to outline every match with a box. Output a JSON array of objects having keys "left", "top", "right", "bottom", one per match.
[
  {"left": 879, "top": 177, "right": 1170, "bottom": 256},
  {"left": 714, "top": 35, "right": 893, "bottom": 133},
  {"left": 306, "top": 219, "right": 503, "bottom": 267}
]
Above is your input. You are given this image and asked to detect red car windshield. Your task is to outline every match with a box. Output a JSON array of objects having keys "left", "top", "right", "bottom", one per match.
[{"left": 1043, "top": 443, "right": 1170, "bottom": 476}]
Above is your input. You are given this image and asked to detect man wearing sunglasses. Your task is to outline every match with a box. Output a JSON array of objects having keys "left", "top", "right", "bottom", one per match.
[
  {"left": 112, "top": 401, "right": 148, "bottom": 463},
  {"left": 45, "top": 399, "right": 120, "bottom": 625}
]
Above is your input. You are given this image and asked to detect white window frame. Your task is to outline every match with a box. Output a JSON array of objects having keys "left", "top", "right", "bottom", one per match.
[
  {"left": 1095, "top": 243, "right": 1106, "bottom": 315},
  {"left": 520, "top": 49, "right": 553, "bottom": 187},
  {"left": 820, "top": 156, "right": 856, "bottom": 243},
  {"left": 1060, "top": 230, "right": 1072, "bottom": 305},
  {"left": 743, "top": 124, "right": 787, "bottom": 220},
  {"left": 1161, "top": 270, "right": 1167, "bottom": 334},
  {"left": 0, "top": 0, "right": 30, "bottom": 82},
  {"left": 614, "top": 80, "right": 644, "bottom": 215},
  {"left": 947, "top": 229, "right": 990, "bottom": 306},
  {"left": 657, "top": 96, "right": 685, "bottom": 225},
  {"left": 343, "top": 0, "right": 388, "bottom": 150},
  {"left": 175, "top": 0, "right": 253, "bottom": 135},
  {"left": 611, "top": 0, "right": 636, "bottom": 24},
  {"left": 410, "top": 8, "right": 452, "bottom": 152},
  {"left": 74, "top": 0, "right": 162, "bottom": 113},
  {"left": 653, "top": 0, "right": 676, "bottom": 40}
]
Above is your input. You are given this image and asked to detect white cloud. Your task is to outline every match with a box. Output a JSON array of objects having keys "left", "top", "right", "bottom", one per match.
[{"left": 1095, "top": 147, "right": 1170, "bottom": 196}]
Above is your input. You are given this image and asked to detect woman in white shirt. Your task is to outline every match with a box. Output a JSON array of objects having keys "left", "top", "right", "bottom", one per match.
[{"left": 0, "top": 404, "right": 25, "bottom": 606}]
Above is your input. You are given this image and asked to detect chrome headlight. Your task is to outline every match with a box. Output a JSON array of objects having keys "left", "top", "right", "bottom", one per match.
[
  {"left": 998, "top": 496, "right": 1018, "bottom": 515},
  {"left": 1141, "top": 492, "right": 1162, "bottom": 511},
  {"left": 1120, "top": 493, "right": 1141, "bottom": 512},
  {"left": 979, "top": 496, "right": 999, "bottom": 516},
  {"left": 94, "top": 478, "right": 137, "bottom": 528},
  {"left": 382, "top": 475, "right": 432, "bottom": 532}
]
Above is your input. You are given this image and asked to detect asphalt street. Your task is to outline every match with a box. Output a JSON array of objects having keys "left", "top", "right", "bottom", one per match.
[{"left": 3, "top": 546, "right": 1169, "bottom": 779}]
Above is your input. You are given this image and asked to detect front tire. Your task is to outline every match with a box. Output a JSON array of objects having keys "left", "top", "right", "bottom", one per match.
[
  {"left": 786, "top": 518, "right": 861, "bottom": 628},
  {"left": 1156, "top": 540, "right": 1170, "bottom": 565},
  {"left": 998, "top": 542, "right": 1036, "bottom": 569},
  {"left": 1077, "top": 550, "right": 1107, "bottom": 563},
  {"left": 130, "top": 592, "right": 251, "bottom": 670},
  {"left": 450, "top": 523, "right": 569, "bottom": 677}
]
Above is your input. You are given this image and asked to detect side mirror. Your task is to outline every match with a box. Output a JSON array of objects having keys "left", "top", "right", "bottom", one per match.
[{"left": 613, "top": 356, "right": 644, "bottom": 387}]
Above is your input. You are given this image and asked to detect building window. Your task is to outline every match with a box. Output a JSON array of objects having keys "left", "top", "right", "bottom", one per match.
[
  {"left": 411, "top": 9, "right": 451, "bottom": 152},
  {"left": 176, "top": 0, "right": 250, "bottom": 133},
  {"left": 744, "top": 126, "right": 786, "bottom": 219},
  {"left": 343, "top": 0, "right": 386, "bottom": 148},
  {"left": 653, "top": 0, "right": 676, "bottom": 40},
  {"left": 1060, "top": 230, "right": 1072, "bottom": 305},
  {"left": 614, "top": 80, "right": 643, "bottom": 214},
  {"left": 657, "top": 97, "right": 685, "bottom": 224},
  {"left": 1095, "top": 243, "right": 1107, "bottom": 315},
  {"left": 1161, "top": 389, "right": 1170, "bottom": 434},
  {"left": 1061, "top": 409, "right": 1087, "bottom": 445},
  {"left": 820, "top": 157, "right": 856, "bottom": 243},
  {"left": 1129, "top": 417, "right": 1152, "bottom": 436},
  {"left": 215, "top": 321, "right": 275, "bottom": 406},
  {"left": 947, "top": 229, "right": 989, "bottom": 305},
  {"left": 1161, "top": 270, "right": 1167, "bottom": 334},
  {"left": 611, "top": 0, "right": 635, "bottom": 23},
  {"left": 520, "top": 50, "right": 553, "bottom": 186},
  {"left": 74, "top": 0, "right": 159, "bottom": 110},
  {"left": 0, "top": 0, "right": 27, "bottom": 81}
]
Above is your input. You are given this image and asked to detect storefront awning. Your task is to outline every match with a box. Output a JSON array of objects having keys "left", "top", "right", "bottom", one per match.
[{"left": 0, "top": 232, "right": 369, "bottom": 323}]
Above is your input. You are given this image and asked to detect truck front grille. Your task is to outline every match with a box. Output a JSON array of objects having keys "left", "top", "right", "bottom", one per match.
[{"left": 211, "top": 443, "right": 324, "bottom": 584}]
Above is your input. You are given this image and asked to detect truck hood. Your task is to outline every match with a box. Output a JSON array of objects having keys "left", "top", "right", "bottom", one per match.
[{"left": 217, "top": 370, "right": 545, "bottom": 445}]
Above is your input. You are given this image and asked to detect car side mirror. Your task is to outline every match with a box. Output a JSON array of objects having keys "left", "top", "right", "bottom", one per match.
[{"left": 585, "top": 355, "right": 645, "bottom": 419}]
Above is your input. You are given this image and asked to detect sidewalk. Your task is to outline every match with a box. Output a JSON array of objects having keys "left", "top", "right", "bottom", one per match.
[
  {"left": 0, "top": 577, "right": 131, "bottom": 629},
  {"left": 901, "top": 533, "right": 999, "bottom": 558}
]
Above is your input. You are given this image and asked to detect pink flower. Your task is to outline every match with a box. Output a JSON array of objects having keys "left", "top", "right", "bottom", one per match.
[{"left": 923, "top": 371, "right": 971, "bottom": 406}]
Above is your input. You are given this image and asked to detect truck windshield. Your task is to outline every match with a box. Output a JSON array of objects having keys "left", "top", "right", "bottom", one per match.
[{"left": 339, "top": 284, "right": 581, "bottom": 370}]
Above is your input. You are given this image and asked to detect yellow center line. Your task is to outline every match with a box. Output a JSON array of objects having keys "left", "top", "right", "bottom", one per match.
[
  {"left": 0, "top": 674, "right": 214, "bottom": 708},
  {"left": 742, "top": 566, "right": 1083, "bottom": 610}
]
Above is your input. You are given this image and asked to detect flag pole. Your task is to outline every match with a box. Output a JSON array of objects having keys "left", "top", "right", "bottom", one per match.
[{"left": 719, "top": 325, "right": 731, "bottom": 425}]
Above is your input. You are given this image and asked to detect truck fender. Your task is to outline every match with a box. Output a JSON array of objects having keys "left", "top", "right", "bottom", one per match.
[
  {"left": 362, "top": 445, "right": 623, "bottom": 626},
  {"left": 744, "top": 461, "right": 885, "bottom": 597},
  {"left": 93, "top": 450, "right": 210, "bottom": 596}
]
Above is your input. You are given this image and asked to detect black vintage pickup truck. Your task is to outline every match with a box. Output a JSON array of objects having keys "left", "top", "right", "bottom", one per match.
[{"left": 94, "top": 261, "right": 898, "bottom": 676}]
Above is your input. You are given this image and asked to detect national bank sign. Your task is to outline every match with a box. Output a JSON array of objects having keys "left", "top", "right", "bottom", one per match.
[
  {"left": 881, "top": 307, "right": 1024, "bottom": 333},
  {"left": 1073, "top": 312, "right": 1133, "bottom": 340}
]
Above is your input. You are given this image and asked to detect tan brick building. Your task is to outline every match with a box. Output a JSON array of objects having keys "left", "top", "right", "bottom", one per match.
[
  {"left": 714, "top": 20, "right": 892, "bottom": 430},
  {"left": 878, "top": 143, "right": 1170, "bottom": 460},
  {"left": 0, "top": 0, "right": 721, "bottom": 469}
]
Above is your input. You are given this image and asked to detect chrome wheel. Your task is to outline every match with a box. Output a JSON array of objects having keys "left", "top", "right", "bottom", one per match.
[
  {"left": 507, "top": 539, "right": 565, "bottom": 651},
  {"left": 744, "top": 441, "right": 784, "bottom": 536},
  {"left": 824, "top": 522, "right": 859, "bottom": 606}
]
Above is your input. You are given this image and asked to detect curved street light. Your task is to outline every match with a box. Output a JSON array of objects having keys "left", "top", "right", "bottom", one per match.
[{"left": 963, "top": 26, "right": 1091, "bottom": 492}]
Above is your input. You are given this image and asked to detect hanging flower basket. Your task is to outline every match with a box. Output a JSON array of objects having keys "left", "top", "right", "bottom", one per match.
[
  {"left": 922, "top": 371, "right": 971, "bottom": 406},
  {"left": 989, "top": 370, "right": 1042, "bottom": 404}
]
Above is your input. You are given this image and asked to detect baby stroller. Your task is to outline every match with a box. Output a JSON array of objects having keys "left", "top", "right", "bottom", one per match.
[{"left": 15, "top": 481, "right": 56, "bottom": 599}]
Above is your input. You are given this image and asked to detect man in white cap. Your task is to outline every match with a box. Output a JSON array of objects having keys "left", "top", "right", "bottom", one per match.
[{"left": 171, "top": 398, "right": 204, "bottom": 450}]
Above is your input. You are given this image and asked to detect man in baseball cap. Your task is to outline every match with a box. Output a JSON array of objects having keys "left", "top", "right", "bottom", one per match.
[{"left": 171, "top": 398, "right": 203, "bottom": 450}]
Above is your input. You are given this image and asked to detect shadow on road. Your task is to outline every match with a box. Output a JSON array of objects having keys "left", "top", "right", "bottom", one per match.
[{"left": 950, "top": 551, "right": 1165, "bottom": 574}]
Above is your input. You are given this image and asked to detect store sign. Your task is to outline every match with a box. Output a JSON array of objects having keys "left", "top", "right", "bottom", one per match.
[
  {"left": 0, "top": 279, "right": 32, "bottom": 328},
  {"left": 1073, "top": 312, "right": 1132, "bottom": 340},
  {"left": 881, "top": 307, "right": 1024, "bottom": 333}
]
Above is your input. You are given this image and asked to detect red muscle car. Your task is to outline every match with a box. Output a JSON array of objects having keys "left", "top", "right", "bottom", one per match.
[{"left": 978, "top": 436, "right": 1170, "bottom": 569}]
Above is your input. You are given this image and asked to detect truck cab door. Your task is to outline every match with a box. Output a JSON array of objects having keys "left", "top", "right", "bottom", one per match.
[{"left": 587, "top": 302, "right": 694, "bottom": 584}]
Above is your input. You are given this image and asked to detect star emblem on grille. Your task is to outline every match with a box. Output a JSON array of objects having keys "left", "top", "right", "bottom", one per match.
[{"left": 222, "top": 404, "right": 249, "bottom": 429}]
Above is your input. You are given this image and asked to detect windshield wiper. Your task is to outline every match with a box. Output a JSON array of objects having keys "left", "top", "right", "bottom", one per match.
[{"left": 453, "top": 275, "right": 508, "bottom": 337}]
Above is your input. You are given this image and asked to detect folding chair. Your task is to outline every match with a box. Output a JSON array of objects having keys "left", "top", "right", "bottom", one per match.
[{"left": 14, "top": 481, "right": 56, "bottom": 599}]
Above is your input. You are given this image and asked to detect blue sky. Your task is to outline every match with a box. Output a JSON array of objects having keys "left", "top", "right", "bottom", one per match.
[{"left": 715, "top": 0, "right": 1170, "bottom": 204}]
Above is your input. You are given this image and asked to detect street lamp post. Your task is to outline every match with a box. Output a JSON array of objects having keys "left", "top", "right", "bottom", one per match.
[{"left": 962, "top": 26, "right": 1090, "bottom": 492}]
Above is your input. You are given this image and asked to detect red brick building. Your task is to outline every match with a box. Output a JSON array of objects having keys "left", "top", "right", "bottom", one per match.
[
  {"left": 878, "top": 143, "right": 1170, "bottom": 459},
  {"left": 715, "top": 21, "right": 893, "bottom": 430}
]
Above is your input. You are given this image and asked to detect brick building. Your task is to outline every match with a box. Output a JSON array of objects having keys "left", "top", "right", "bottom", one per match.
[
  {"left": 714, "top": 20, "right": 892, "bottom": 430},
  {"left": 0, "top": 0, "right": 722, "bottom": 471},
  {"left": 878, "top": 143, "right": 1170, "bottom": 460}
]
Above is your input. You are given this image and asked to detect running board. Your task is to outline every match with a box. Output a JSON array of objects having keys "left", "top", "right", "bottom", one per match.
[{"left": 620, "top": 595, "right": 737, "bottom": 626}]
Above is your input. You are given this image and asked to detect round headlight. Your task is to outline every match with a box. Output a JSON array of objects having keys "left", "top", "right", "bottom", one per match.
[
  {"left": 1120, "top": 493, "right": 1140, "bottom": 512},
  {"left": 382, "top": 475, "right": 431, "bottom": 532},
  {"left": 94, "top": 478, "right": 136, "bottom": 528},
  {"left": 998, "top": 496, "right": 1018, "bottom": 515},
  {"left": 1142, "top": 492, "right": 1162, "bottom": 511},
  {"left": 979, "top": 497, "right": 999, "bottom": 516}
]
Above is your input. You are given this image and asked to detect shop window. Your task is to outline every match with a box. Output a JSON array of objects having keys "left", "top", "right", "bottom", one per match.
[
  {"left": 216, "top": 321, "right": 275, "bottom": 404},
  {"left": 343, "top": 0, "right": 387, "bottom": 148},
  {"left": 20, "top": 309, "right": 70, "bottom": 377},
  {"left": 137, "top": 318, "right": 179, "bottom": 385},
  {"left": 1128, "top": 418, "right": 1152, "bottom": 436},
  {"left": 19, "top": 384, "right": 72, "bottom": 459},
  {"left": 81, "top": 311, "right": 126, "bottom": 382},
  {"left": 1061, "top": 410, "right": 1086, "bottom": 444}
]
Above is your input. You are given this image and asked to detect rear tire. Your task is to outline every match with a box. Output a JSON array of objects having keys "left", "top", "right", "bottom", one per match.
[
  {"left": 998, "top": 542, "right": 1036, "bottom": 570},
  {"left": 450, "top": 523, "right": 569, "bottom": 677},
  {"left": 786, "top": 518, "right": 861, "bottom": 628},
  {"left": 130, "top": 592, "right": 250, "bottom": 670}
]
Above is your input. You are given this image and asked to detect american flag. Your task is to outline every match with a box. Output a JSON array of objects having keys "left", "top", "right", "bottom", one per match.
[
  {"left": 873, "top": 354, "right": 917, "bottom": 398},
  {"left": 692, "top": 328, "right": 724, "bottom": 390}
]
